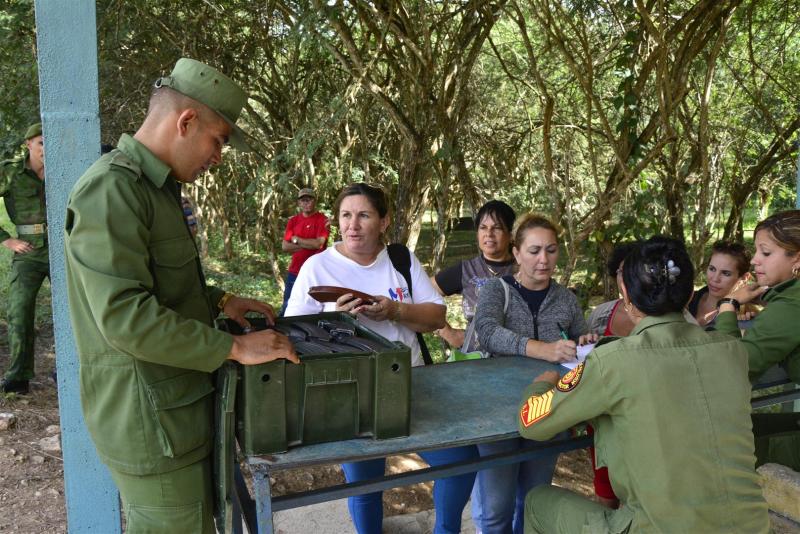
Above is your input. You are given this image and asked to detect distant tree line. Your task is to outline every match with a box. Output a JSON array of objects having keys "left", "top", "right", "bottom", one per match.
[{"left": 2, "top": 0, "right": 798, "bottom": 294}]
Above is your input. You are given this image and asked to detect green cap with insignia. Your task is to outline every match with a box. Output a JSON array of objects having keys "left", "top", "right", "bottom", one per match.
[
  {"left": 24, "top": 122, "right": 42, "bottom": 140},
  {"left": 154, "top": 58, "right": 250, "bottom": 151}
]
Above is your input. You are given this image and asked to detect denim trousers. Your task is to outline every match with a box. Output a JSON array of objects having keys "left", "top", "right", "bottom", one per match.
[
  {"left": 471, "top": 437, "right": 560, "bottom": 534},
  {"left": 341, "top": 445, "right": 479, "bottom": 534},
  {"left": 279, "top": 271, "right": 298, "bottom": 317}
]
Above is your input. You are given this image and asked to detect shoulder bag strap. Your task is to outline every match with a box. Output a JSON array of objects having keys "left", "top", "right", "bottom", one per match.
[{"left": 387, "top": 243, "right": 433, "bottom": 365}]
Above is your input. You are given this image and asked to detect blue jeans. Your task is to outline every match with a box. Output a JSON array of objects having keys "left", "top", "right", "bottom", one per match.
[
  {"left": 472, "top": 437, "right": 559, "bottom": 534},
  {"left": 341, "top": 445, "right": 478, "bottom": 534},
  {"left": 279, "top": 271, "right": 298, "bottom": 317}
]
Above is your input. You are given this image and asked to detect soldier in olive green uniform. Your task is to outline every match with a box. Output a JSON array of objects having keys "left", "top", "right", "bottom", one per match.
[
  {"left": 0, "top": 123, "right": 48, "bottom": 395},
  {"left": 64, "top": 59, "right": 299, "bottom": 533},
  {"left": 717, "top": 209, "right": 800, "bottom": 471},
  {"left": 517, "top": 237, "right": 768, "bottom": 534}
]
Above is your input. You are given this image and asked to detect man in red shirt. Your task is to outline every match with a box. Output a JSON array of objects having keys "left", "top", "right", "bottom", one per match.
[{"left": 280, "top": 187, "right": 329, "bottom": 315}]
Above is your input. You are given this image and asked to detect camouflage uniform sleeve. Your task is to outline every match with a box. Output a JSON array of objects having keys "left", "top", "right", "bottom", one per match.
[
  {"left": 517, "top": 355, "right": 614, "bottom": 441},
  {"left": 0, "top": 162, "right": 13, "bottom": 242}
]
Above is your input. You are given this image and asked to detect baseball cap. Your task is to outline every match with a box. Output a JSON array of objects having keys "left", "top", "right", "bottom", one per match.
[
  {"left": 25, "top": 123, "right": 42, "bottom": 140},
  {"left": 154, "top": 58, "right": 250, "bottom": 151},
  {"left": 297, "top": 188, "right": 316, "bottom": 199}
]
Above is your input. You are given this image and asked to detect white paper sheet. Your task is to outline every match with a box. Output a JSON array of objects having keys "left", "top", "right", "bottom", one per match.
[{"left": 560, "top": 343, "right": 595, "bottom": 370}]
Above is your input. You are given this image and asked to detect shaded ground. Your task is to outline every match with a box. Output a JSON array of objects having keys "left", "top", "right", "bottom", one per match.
[{"left": 0, "top": 321, "right": 64, "bottom": 533}]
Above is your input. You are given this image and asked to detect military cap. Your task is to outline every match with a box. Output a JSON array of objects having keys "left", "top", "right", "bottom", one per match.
[
  {"left": 154, "top": 58, "right": 250, "bottom": 151},
  {"left": 297, "top": 188, "right": 316, "bottom": 199},
  {"left": 25, "top": 123, "right": 42, "bottom": 140}
]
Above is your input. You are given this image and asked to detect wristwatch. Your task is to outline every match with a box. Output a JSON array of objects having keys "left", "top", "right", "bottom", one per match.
[
  {"left": 716, "top": 297, "right": 741, "bottom": 312},
  {"left": 292, "top": 236, "right": 299, "bottom": 244}
]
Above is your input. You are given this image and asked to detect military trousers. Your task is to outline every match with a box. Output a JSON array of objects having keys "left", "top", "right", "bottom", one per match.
[
  {"left": 5, "top": 257, "right": 49, "bottom": 382},
  {"left": 109, "top": 457, "right": 215, "bottom": 534},
  {"left": 523, "top": 485, "right": 633, "bottom": 534}
]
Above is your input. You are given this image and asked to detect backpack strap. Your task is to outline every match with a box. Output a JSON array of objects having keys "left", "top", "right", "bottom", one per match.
[{"left": 386, "top": 243, "right": 433, "bottom": 365}]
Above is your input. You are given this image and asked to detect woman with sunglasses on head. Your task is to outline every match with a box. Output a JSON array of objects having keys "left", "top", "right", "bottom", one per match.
[
  {"left": 285, "top": 183, "right": 478, "bottom": 534},
  {"left": 688, "top": 240, "right": 752, "bottom": 327},
  {"left": 716, "top": 210, "right": 800, "bottom": 471},
  {"left": 471, "top": 213, "right": 596, "bottom": 534}
]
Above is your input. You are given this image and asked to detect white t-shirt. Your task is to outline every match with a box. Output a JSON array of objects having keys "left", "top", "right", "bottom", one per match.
[{"left": 285, "top": 243, "right": 444, "bottom": 367}]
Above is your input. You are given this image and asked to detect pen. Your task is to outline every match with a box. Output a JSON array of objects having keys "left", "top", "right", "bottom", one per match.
[{"left": 557, "top": 323, "right": 568, "bottom": 341}]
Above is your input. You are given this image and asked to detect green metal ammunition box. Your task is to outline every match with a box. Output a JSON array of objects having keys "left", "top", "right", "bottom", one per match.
[{"left": 224, "top": 312, "right": 411, "bottom": 455}]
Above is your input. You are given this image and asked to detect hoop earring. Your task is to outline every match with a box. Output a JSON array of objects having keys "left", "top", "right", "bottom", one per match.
[
  {"left": 623, "top": 301, "right": 633, "bottom": 314},
  {"left": 793, "top": 265, "right": 800, "bottom": 278}
]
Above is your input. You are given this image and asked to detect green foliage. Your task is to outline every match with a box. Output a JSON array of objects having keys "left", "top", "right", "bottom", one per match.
[
  {"left": 0, "top": 0, "right": 39, "bottom": 159},
  {"left": 3, "top": 0, "right": 799, "bottom": 298}
]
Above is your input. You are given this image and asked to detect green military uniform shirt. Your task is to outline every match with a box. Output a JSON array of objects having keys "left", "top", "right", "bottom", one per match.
[
  {"left": 518, "top": 313, "right": 768, "bottom": 533},
  {"left": 716, "top": 277, "right": 800, "bottom": 471},
  {"left": 716, "top": 277, "right": 800, "bottom": 384},
  {"left": 0, "top": 151, "right": 48, "bottom": 263},
  {"left": 65, "top": 133, "right": 233, "bottom": 475}
]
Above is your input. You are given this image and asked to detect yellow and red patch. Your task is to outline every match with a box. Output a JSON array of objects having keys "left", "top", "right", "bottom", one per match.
[
  {"left": 519, "top": 390, "right": 554, "bottom": 428},
  {"left": 556, "top": 363, "right": 585, "bottom": 392}
]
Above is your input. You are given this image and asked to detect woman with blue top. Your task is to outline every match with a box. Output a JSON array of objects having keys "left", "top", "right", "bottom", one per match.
[
  {"left": 472, "top": 212, "right": 595, "bottom": 534},
  {"left": 285, "top": 183, "right": 478, "bottom": 534}
]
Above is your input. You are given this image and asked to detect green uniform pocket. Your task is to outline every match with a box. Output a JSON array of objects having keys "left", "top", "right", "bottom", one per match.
[
  {"left": 146, "top": 373, "right": 215, "bottom": 458},
  {"left": 127, "top": 501, "right": 203, "bottom": 533},
  {"left": 149, "top": 237, "right": 200, "bottom": 307}
]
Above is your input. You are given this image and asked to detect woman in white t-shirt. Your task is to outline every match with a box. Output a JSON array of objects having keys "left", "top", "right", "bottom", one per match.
[{"left": 286, "top": 183, "right": 479, "bottom": 534}]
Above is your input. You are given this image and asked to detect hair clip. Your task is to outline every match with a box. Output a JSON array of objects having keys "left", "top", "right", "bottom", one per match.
[{"left": 664, "top": 259, "right": 681, "bottom": 284}]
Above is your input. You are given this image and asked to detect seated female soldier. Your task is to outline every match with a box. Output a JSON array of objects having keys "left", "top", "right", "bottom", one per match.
[
  {"left": 717, "top": 209, "right": 800, "bottom": 470},
  {"left": 517, "top": 236, "right": 768, "bottom": 534}
]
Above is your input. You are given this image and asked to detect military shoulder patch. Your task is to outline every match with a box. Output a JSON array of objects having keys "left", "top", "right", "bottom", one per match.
[
  {"left": 556, "top": 363, "right": 585, "bottom": 392},
  {"left": 520, "top": 389, "right": 554, "bottom": 428}
]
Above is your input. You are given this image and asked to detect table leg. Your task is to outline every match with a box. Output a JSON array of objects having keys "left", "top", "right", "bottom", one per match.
[{"left": 253, "top": 468, "right": 275, "bottom": 534}]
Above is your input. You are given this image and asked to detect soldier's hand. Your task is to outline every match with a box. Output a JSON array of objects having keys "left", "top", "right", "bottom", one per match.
[
  {"left": 726, "top": 280, "right": 767, "bottom": 305},
  {"left": 533, "top": 370, "right": 560, "bottom": 385},
  {"left": 543, "top": 339, "right": 577, "bottom": 363},
  {"left": 228, "top": 329, "right": 299, "bottom": 365},
  {"left": 223, "top": 296, "right": 276, "bottom": 328},
  {"left": 2, "top": 238, "right": 34, "bottom": 254}
]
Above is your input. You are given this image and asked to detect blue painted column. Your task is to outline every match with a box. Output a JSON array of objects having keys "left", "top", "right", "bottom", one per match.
[{"left": 34, "top": 1, "right": 122, "bottom": 531}]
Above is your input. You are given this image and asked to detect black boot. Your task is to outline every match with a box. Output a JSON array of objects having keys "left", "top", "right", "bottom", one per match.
[{"left": 1, "top": 378, "right": 30, "bottom": 395}]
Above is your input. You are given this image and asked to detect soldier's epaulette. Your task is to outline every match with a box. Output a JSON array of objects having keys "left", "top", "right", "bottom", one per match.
[{"left": 108, "top": 151, "right": 142, "bottom": 177}]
